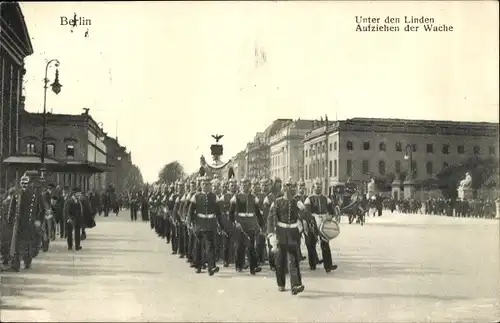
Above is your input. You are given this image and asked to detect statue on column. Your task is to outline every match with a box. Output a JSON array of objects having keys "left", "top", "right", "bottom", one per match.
[{"left": 458, "top": 172, "right": 472, "bottom": 189}]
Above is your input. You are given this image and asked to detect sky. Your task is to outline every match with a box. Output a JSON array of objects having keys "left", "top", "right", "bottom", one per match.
[{"left": 20, "top": 1, "right": 499, "bottom": 183}]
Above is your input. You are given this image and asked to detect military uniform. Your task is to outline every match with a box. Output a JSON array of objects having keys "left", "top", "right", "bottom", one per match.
[
  {"left": 179, "top": 181, "right": 197, "bottom": 263},
  {"left": 253, "top": 178, "right": 268, "bottom": 265},
  {"left": 262, "top": 183, "right": 279, "bottom": 270},
  {"left": 304, "top": 179, "right": 338, "bottom": 272},
  {"left": 7, "top": 175, "right": 43, "bottom": 271},
  {"left": 267, "top": 179, "right": 309, "bottom": 294},
  {"left": 168, "top": 181, "right": 183, "bottom": 253},
  {"left": 294, "top": 179, "right": 308, "bottom": 262},
  {"left": 229, "top": 178, "right": 263, "bottom": 274},
  {"left": 187, "top": 176, "right": 224, "bottom": 275},
  {"left": 218, "top": 179, "right": 237, "bottom": 267},
  {"left": 163, "top": 185, "right": 175, "bottom": 243}
]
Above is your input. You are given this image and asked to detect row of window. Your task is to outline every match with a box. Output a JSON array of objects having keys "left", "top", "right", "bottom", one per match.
[
  {"left": 305, "top": 141, "right": 496, "bottom": 157},
  {"left": 304, "top": 159, "right": 452, "bottom": 180},
  {"left": 26, "top": 143, "right": 75, "bottom": 157}
]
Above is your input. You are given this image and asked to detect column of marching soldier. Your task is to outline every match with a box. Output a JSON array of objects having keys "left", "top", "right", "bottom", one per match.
[{"left": 147, "top": 175, "right": 339, "bottom": 295}]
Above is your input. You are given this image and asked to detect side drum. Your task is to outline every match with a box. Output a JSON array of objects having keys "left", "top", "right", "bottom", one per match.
[{"left": 319, "top": 220, "right": 340, "bottom": 241}]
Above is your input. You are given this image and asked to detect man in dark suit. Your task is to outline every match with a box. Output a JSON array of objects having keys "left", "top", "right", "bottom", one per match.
[{"left": 65, "top": 188, "right": 83, "bottom": 251}]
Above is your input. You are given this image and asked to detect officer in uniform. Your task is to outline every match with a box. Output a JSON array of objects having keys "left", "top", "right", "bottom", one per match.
[
  {"left": 303, "top": 178, "right": 338, "bottom": 272},
  {"left": 4, "top": 174, "right": 43, "bottom": 272},
  {"left": 267, "top": 178, "right": 311, "bottom": 294},
  {"left": 229, "top": 177, "right": 263, "bottom": 275},
  {"left": 218, "top": 177, "right": 237, "bottom": 267},
  {"left": 187, "top": 175, "right": 225, "bottom": 275}
]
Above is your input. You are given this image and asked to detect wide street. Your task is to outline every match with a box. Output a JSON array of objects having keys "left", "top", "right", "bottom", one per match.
[{"left": 1, "top": 212, "right": 499, "bottom": 322}]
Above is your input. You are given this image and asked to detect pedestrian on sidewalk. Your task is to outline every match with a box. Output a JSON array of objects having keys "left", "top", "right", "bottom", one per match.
[{"left": 65, "top": 188, "right": 83, "bottom": 251}]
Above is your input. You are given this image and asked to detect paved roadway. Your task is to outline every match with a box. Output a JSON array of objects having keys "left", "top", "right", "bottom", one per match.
[{"left": 1, "top": 211, "right": 499, "bottom": 322}]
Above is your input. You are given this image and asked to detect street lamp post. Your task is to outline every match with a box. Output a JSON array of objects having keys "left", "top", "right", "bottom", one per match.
[{"left": 40, "top": 59, "right": 62, "bottom": 179}]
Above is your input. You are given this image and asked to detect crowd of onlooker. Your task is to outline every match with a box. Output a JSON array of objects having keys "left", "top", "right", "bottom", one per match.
[
  {"left": 0, "top": 180, "right": 133, "bottom": 272},
  {"left": 382, "top": 196, "right": 499, "bottom": 219}
]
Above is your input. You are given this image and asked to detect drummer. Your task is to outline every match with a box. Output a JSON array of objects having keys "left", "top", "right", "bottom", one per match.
[{"left": 303, "top": 178, "right": 338, "bottom": 273}]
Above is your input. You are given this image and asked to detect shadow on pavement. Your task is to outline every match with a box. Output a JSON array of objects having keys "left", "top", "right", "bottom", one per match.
[
  {"left": 26, "top": 263, "right": 161, "bottom": 277},
  {"left": 212, "top": 257, "right": 461, "bottom": 281},
  {"left": 83, "top": 235, "right": 149, "bottom": 243},
  {"left": 298, "top": 289, "right": 473, "bottom": 301},
  {"left": 0, "top": 301, "right": 44, "bottom": 311},
  {"left": 81, "top": 247, "right": 156, "bottom": 255},
  {"left": 0, "top": 275, "right": 66, "bottom": 308}
]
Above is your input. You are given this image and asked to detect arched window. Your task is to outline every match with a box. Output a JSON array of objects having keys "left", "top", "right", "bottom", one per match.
[{"left": 346, "top": 141, "right": 353, "bottom": 151}]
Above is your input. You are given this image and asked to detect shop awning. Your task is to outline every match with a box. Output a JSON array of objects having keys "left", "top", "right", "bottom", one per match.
[
  {"left": 2, "top": 154, "right": 112, "bottom": 174},
  {"left": 64, "top": 161, "right": 111, "bottom": 173},
  {"left": 2, "top": 155, "right": 67, "bottom": 172}
]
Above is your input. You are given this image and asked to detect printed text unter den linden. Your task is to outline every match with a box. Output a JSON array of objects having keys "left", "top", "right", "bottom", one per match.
[{"left": 355, "top": 16, "right": 454, "bottom": 32}]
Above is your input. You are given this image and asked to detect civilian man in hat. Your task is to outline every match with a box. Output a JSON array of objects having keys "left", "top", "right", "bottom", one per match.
[
  {"left": 129, "top": 188, "right": 139, "bottom": 221},
  {"left": 229, "top": 177, "right": 264, "bottom": 275},
  {"left": 303, "top": 178, "right": 338, "bottom": 272},
  {"left": 65, "top": 187, "right": 84, "bottom": 251},
  {"left": 187, "top": 175, "right": 225, "bottom": 275},
  {"left": 267, "top": 178, "right": 311, "bottom": 294}
]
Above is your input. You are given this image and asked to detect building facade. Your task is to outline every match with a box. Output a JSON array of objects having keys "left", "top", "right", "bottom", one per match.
[
  {"left": 6, "top": 111, "right": 110, "bottom": 191},
  {"left": 269, "top": 119, "right": 314, "bottom": 182},
  {"left": 303, "top": 118, "right": 499, "bottom": 196},
  {"left": 245, "top": 119, "right": 293, "bottom": 180},
  {"left": 104, "top": 136, "right": 131, "bottom": 193},
  {"left": 229, "top": 150, "right": 247, "bottom": 181},
  {"left": 0, "top": 2, "right": 33, "bottom": 189}
]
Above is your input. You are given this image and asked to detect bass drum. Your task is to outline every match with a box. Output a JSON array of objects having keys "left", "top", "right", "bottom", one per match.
[{"left": 319, "top": 220, "right": 340, "bottom": 241}]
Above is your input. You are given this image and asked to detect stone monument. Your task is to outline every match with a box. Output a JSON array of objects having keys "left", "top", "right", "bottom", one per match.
[{"left": 457, "top": 172, "right": 474, "bottom": 200}]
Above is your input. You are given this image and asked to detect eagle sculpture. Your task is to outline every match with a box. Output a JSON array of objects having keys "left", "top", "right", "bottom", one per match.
[{"left": 212, "top": 134, "right": 224, "bottom": 142}]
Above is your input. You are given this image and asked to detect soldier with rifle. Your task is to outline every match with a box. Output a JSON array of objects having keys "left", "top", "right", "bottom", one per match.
[
  {"left": 218, "top": 177, "right": 237, "bottom": 267},
  {"left": 229, "top": 177, "right": 264, "bottom": 275},
  {"left": 187, "top": 175, "right": 225, "bottom": 275},
  {"left": 169, "top": 180, "right": 184, "bottom": 254}
]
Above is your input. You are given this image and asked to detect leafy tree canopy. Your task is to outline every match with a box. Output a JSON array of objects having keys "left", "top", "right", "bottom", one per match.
[
  {"left": 435, "top": 156, "right": 499, "bottom": 197},
  {"left": 158, "top": 161, "right": 185, "bottom": 184}
]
